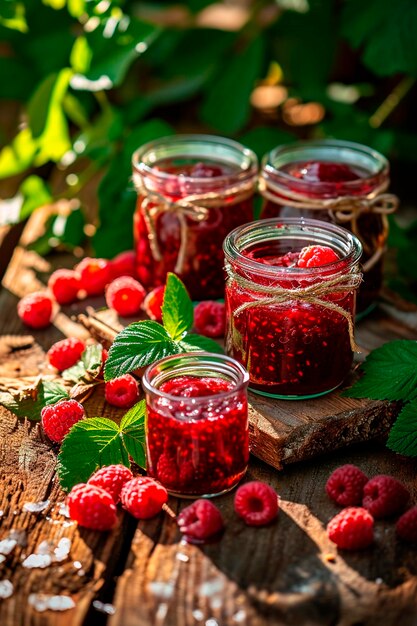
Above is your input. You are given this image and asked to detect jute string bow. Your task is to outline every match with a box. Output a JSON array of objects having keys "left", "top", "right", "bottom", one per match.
[
  {"left": 133, "top": 172, "right": 255, "bottom": 274},
  {"left": 258, "top": 177, "right": 399, "bottom": 273},
  {"left": 225, "top": 262, "right": 363, "bottom": 352}
]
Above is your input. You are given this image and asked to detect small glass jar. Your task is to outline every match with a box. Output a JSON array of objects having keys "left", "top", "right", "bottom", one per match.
[
  {"left": 224, "top": 218, "right": 362, "bottom": 399},
  {"left": 132, "top": 135, "right": 258, "bottom": 300},
  {"left": 259, "top": 140, "right": 398, "bottom": 314},
  {"left": 143, "top": 352, "right": 249, "bottom": 498}
]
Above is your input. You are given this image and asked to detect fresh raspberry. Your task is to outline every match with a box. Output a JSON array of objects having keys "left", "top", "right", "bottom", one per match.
[
  {"left": 194, "top": 301, "right": 225, "bottom": 338},
  {"left": 110, "top": 250, "right": 137, "bottom": 279},
  {"left": 17, "top": 292, "right": 53, "bottom": 329},
  {"left": 143, "top": 286, "right": 165, "bottom": 322},
  {"left": 67, "top": 483, "right": 117, "bottom": 531},
  {"left": 297, "top": 245, "right": 339, "bottom": 268},
  {"left": 41, "top": 399, "right": 85, "bottom": 443},
  {"left": 327, "top": 507, "right": 374, "bottom": 550},
  {"left": 190, "top": 162, "right": 225, "bottom": 178},
  {"left": 177, "top": 499, "right": 224, "bottom": 543},
  {"left": 48, "top": 269, "right": 81, "bottom": 305},
  {"left": 88, "top": 464, "right": 133, "bottom": 503},
  {"left": 105, "top": 276, "right": 146, "bottom": 317},
  {"left": 234, "top": 481, "right": 279, "bottom": 526},
  {"left": 326, "top": 464, "right": 368, "bottom": 507},
  {"left": 396, "top": 507, "right": 417, "bottom": 544},
  {"left": 362, "top": 475, "right": 409, "bottom": 518},
  {"left": 120, "top": 477, "right": 168, "bottom": 519},
  {"left": 47, "top": 337, "right": 85, "bottom": 371},
  {"left": 75, "top": 257, "right": 111, "bottom": 296},
  {"left": 104, "top": 374, "right": 139, "bottom": 408}
]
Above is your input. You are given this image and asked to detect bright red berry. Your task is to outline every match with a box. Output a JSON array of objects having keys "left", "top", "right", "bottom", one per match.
[
  {"left": 292, "top": 161, "right": 358, "bottom": 183},
  {"left": 41, "top": 399, "right": 85, "bottom": 443},
  {"left": 88, "top": 464, "right": 133, "bottom": 503},
  {"left": 362, "top": 475, "right": 409, "bottom": 518},
  {"left": 177, "top": 499, "right": 224, "bottom": 543},
  {"left": 47, "top": 337, "right": 85, "bottom": 372},
  {"left": 297, "top": 245, "right": 339, "bottom": 268},
  {"left": 105, "top": 276, "right": 146, "bottom": 317},
  {"left": 67, "top": 483, "right": 117, "bottom": 531},
  {"left": 17, "top": 292, "right": 53, "bottom": 329},
  {"left": 234, "top": 481, "right": 279, "bottom": 526},
  {"left": 327, "top": 507, "right": 374, "bottom": 550},
  {"left": 396, "top": 506, "right": 417, "bottom": 544},
  {"left": 326, "top": 464, "right": 368, "bottom": 507},
  {"left": 75, "top": 257, "right": 111, "bottom": 296},
  {"left": 194, "top": 301, "right": 225, "bottom": 338},
  {"left": 110, "top": 250, "right": 137, "bottom": 279},
  {"left": 104, "top": 374, "right": 139, "bottom": 408},
  {"left": 143, "top": 286, "right": 165, "bottom": 322},
  {"left": 48, "top": 269, "right": 81, "bottom": 305},
  {"left": 120, "top": 477, "right": 168, "bottom": 519}
]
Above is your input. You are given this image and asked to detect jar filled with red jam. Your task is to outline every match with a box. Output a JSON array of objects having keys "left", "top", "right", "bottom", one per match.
[
  {"left": 132, "top": 135, "right": 258, "bottom": 300},
  {"left": 259, "top": 140, "right": 398, "bottom": 313},
  {"left": 143, "top": 352, "right": 249, "bottom": 497},
  {"left": 224, "top": 218, "right": 362, "bottom": 399}
]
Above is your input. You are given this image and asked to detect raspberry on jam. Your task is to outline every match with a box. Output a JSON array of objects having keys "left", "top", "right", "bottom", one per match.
[
  {"left": 189, "top": 162, "right": 225, "bottom": 178},
  {"left": 297, "top": 245, "right": 339, "bottom": 268},
  {"left": 288, "top": 161, "right": 360, "bottom": 183}
]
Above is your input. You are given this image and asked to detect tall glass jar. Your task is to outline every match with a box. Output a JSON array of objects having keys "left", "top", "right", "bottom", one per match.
[
  {"left": 224, "top": 218, "right": 362, "bottom": 399},
  {"left": 259, "top": 140, "right": 398, "bottom": 313},
  {"left": 143, "top": 352, "right": 249, "bottom": 498},
  {"left": 132, "top": 135, "right": 258, "bottom": 300}
]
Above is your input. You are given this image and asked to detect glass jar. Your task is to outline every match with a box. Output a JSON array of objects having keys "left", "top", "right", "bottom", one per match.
[
  {"left": 224, "top": 218, "right": 362, "bottom": 399},
  {"left": 259, "top": 140, "right": 398, "bottom": 314},
  {"left": 143, "top": 352, "right": 249, "bottom": 498},
  {"left": 132, "top": 135, "right": 258, "bottom": 300}
]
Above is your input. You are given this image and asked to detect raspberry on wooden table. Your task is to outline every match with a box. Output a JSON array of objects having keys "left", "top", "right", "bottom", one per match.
[
  {"left": 104, "top": 374, "right": 139, "bottom": 408},
  {"left": 17, "top": 292, "right": 53, "bottom": 329},
  {"left": 396, "top": 506, "right": 417, "bottom": 544},
  {"left": 41, "top": 399, "right": 85, "bottom": 444},
  {"left": 88, "top": 464, "right": 133, "bottom": 503},
  {"left": 326, "top": 464, "right": 368, "bottom": 507},
  {"left": 327, "top": 507, "right": 374, "bottom": 550},
  {"left": 177, "top": 499, "right": 224, "bottom": 543},
  {"left": 48, "top": 269, "right": 81, "bottom": 305},
  {"left": 120, "top": 477, "right": 168, "bottom": 519},
  {"left": 234, "top": 481, "right": 279, "bottom": 526},
  {"left": 193, "top": 301, "right": 225, "bottom": 338},
  {"left": 75, "top": 257, "right": 111, "bottom": 296},
  {"left": 67, "top": 483, "right": 117, "bottom": 531},
  {"left": 297, "top": 245, "right": 339, "bottom": 268},
  {"left": 362, "top": 475, "right": 409, "bottom": 518},
  {"left": 143, "top": 285, "right": 165, "bottom": 322},
  {"left": 110, "top": 250, "right": 137, "bottom": 279},
  {"left": 105, "top": 276, "right": 146, "bottom": 317},
  {"left": 47, "top": 337, "right": 85, "bottom": 372}
]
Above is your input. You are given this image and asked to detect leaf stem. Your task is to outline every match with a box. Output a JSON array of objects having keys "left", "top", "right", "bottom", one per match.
[{"left": 369, "top": 77, "right": 415, "bottom": 128}]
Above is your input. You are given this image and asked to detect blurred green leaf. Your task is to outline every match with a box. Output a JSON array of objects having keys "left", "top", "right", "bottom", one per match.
[
  {"left": 0, "top": 56, "right": 36, "bottom": 99},
  {"left": 0, "top": 128, "right": 38, "bottom": 179},
  {"left": 28, "top": 207, "right": 85, "bottom": 255},
  {"left": 70, "top": 36, "right": 92, "bottom": 74},
  {"left": 19, "top": 175, "right": 52, "bottom": 220},
  {"left": 0, "top": 1, "right": 27, "bottom": 32},
  {"left": 239, "top": 127, "right": 296, "bottom": 161}
]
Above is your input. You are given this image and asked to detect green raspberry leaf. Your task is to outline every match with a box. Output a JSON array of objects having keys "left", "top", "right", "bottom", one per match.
[
  {"left": 63, "top": 344, "right": 103, "bottom": 383},
  {"left": 162, "top": 273, "right": 194, "bottom": 341},
  {"left": 343, "top": 340, "right": 417, "bottom": 401},
  {"left": 178, "top": 334, "right": 224, "bottom": 354},
  {"left": 387, "top": 401, "right": 417, "bottom": 457},
  {"left": 120, "top": 400, "right": 146, "bottom": 469},
  {"left": 0, "top": 380, "right": 69, "bottom": 421},
  {"left": 105, "top": 321, "right": 181, "bottom": 381}
]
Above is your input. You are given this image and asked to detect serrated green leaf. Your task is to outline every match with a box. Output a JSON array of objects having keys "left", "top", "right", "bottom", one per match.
[
  {"left": 162, "top": 273, "right": 193, "bottom": 341},
  {"left": 0, "top": 380, "right": 69, "bottom": 421},
  {"left": 387, "top": 401, "right": 417, "bottom": 457},
  {"left": 178, "top": 334, "right": 224, "bottom": 355},
  {"left": 105, "top": 321, "right": 180, "bottom": 381},
  {"left": 120, "top": 400, "right": 146, "bottom": 468},
  {"left": 42, "top": 381, "right": 70, "bottom": 406},
  {"left": 343, "top": 340, "right": 417, "bottom": 401}
]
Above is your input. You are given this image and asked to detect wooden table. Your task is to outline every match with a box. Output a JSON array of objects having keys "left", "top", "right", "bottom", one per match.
[{"left": 1, "top": 219, "right": 417, "bottom": 626}]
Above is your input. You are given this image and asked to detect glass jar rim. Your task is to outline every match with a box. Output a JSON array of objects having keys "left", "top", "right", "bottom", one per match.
[
  {"left": 223, "top": 217, "right": 363, "bottom": 279},
  {"left": 132, "top": 134, "right": 258, "bottom": 186},
  {"left": 142, "top": 351, "right": 249, "bottom": 403}
]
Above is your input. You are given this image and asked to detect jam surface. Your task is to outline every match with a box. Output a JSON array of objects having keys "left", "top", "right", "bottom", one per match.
[
  {"left": 134, "top": 160, "right": 254, "bottom": 300},
  {"left": 146, "top": 375, "right": 248, "bottom": 496}
]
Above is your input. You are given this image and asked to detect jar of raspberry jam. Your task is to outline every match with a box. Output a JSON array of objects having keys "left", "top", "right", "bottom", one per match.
[
  {"left": 132, "top": 135, "right": 258, "bottom": 300},
  {"left": 259, "top": 140, "right": 398, "bottom": 314},
  {"left": 224, "top": 218, "right": 362, "bottom": 399},
  {"left": 143, "top": 352, "right": 249, "bottom": 497}
]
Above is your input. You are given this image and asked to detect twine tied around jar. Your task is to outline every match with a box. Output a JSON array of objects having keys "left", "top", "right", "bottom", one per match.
[
  {"left": 258, "top": 177, "right": 399, "bottom": 273},
  {"left": 133, "top": 173, "right": 255, "bottom": 274},
  {"left": 225, "top": 262, "right": 363, "bottom": 353}
]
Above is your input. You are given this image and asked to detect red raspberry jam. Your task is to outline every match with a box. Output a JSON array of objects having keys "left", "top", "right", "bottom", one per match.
[
  {"left": 132, "top": 135, "right": 258, "bottom": 300},
  {"left": 260, "top": 141, "right": 398, "bottom": 314},
  {"left": 143, "top": 353, "right": 249, "bottom": 497},
  {"left": 224, "top": 218, "right": 362, "bottom": 399}
]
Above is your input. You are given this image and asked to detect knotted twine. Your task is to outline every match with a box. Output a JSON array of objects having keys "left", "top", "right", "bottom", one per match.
[
  {"left": 258, "top": 176, "right": 399, "bottom": 273},
  {"left": 225, "top": 262, "right": 363, "bottom": 353}
]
